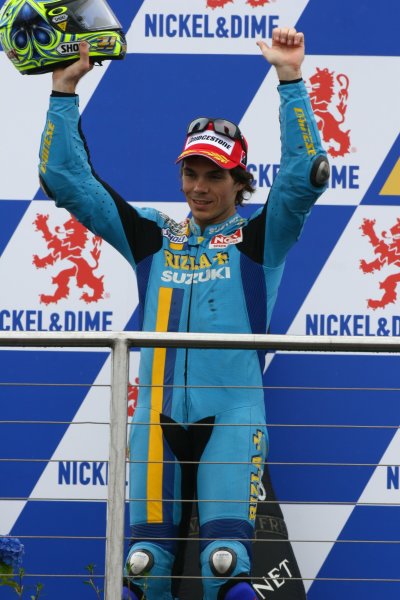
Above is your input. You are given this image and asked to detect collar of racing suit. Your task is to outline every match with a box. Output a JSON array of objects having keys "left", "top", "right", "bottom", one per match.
[{"left": 188, "top": 212, "right": 246, "bottom": 238}]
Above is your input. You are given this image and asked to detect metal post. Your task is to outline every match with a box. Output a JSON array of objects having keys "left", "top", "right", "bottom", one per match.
[{"left": 105, "top": 337, "right": 130, "bottom": 600}]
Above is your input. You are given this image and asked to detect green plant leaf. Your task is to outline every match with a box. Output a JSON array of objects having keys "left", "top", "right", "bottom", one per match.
[
  {"left": 0, "top": 577, "right": 19, "bottom": 590},
  {"left": 0, "top": 564, "right": 14, "bottom": 577}
]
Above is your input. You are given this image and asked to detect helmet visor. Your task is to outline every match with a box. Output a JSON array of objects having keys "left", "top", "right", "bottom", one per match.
[{"left": 47, "top": 0, "right": 122, "bottom": 33}]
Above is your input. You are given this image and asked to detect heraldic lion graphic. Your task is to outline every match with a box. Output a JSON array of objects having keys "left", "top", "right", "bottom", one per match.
[
  {"left": 32, "top": 213, "right": 105, "bottom": 305},
  {"left": 360, "top": 217, "right": 400, "bottom": 310},
  {"left": 308, "top": 67, "right": 351, "bottom": 158}
]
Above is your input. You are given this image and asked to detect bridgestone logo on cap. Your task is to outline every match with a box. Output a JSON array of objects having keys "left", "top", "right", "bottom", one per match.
[{"left": 185, "top": 132, "right": 234, "bottom": 155}]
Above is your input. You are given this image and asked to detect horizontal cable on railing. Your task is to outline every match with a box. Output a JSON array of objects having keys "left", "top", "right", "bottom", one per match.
[
  {"left": 1, "top": 458, "right": 398, "bottom": 467},
  {"left": 4, "top": 573, "right": 400, "bottom": 582},
  {"left": 0, "top": 535, "right": 105, "bottom": 540},
  {"left": 1, "top": 420, "right": 399, "bottom": 430},
  {"left": 2, "top": 497, "right": 400, "bottom": 506},
  {"left": 2, "top": 458, "right": 399, "bottom": 468},
  {"left": 125, "top": 460, "right": 400, "bottom": 467},
  {"left": 3, "top": 535, "right": 400, "bottom": 544},
  {"left": 2, "top": 382, "right": 400, "bottom": 391},
  {"left": 0, "top": 420, "right": 109, "bottom": 425},
  {"left": 0, "top": 382, "right": 109, "bottom": 387}
]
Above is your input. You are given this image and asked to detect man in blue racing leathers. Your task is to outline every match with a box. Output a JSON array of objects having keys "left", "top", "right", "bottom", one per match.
[{"left": 39, "top": 28, "right": 329, "bottom": 600}]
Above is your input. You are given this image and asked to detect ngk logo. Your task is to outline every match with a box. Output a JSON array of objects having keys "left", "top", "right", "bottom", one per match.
[{"left": 209, "top": 228, "right": 243, "bottom": 248}]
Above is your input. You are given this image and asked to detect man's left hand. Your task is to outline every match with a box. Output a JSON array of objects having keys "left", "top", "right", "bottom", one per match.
[{"left": 257, "top": 27, "right": 304, "bottom": 81}]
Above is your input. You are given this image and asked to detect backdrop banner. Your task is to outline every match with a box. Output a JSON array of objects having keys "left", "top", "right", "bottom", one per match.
[{"left": 0, "top": 0, "right": 399, "bottom": 598}]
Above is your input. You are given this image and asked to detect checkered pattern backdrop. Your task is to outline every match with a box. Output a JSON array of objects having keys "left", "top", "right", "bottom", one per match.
[{"left": 0, "top": 1, "right": 399, "bottom": 598}]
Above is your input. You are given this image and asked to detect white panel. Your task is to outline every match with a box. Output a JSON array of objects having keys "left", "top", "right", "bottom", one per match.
[
  {"left": 0, "top": 501, "right": 26, "bottom": 536},
  {"left": 0, "top": 201, "right": 137, "bottom": 332},
  {"left": 240, "top": 56, "right": 400, "bottom": 207},
  {"left": 30, "top": 358, "right": 112, "bottom": 501},
  {"left": 358, "top": 431, "right": 400, "bottom": 505},
  {"left": 0, "top": 54, "right": 111, "bottom": 200},
  {"left": 289, "top": 206, "right": 400, "bottom": 336},
  {"left": 282, "top": 504, "right": 354, "bottom": 592},
  {"left": 126, "top": 0, "right": 310, "bottom": 55}
]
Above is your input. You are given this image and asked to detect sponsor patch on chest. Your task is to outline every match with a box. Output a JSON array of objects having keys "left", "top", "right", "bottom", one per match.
[
  {"left": 162, "top": 228, "right": 188, "bottom": 244},
  {"left": 209, "top": 228, "right": 243, "bottom": 249}
]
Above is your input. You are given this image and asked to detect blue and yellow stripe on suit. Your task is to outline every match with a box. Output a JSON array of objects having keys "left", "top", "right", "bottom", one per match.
[{"left": 147, "top": 286, "right": 184, "bottom": 524}]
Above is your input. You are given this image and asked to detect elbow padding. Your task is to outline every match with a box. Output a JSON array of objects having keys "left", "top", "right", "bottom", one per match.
[{"left": 310, "top": 155, "right": 330, "bottom": 187}]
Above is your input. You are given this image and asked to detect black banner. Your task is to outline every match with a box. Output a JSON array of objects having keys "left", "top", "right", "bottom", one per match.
[
  {"left": 251, "top": 464, "right": 307, "bottom": 599},
  {"left": 177, "top": 464, "right": 307, "bottom": 599}
]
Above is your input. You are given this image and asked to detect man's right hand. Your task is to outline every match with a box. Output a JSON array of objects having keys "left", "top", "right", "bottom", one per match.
[{"left": 52, "top": 41, "right": 93, "bottom": 93}]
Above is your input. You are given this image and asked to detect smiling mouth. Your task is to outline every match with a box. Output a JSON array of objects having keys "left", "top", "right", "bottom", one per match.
[{"left": 191, "top": 198, "right": 212, "bottom": 206}]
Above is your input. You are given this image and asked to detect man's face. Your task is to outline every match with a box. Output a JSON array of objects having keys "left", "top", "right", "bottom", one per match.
[{"left": 181, "top": 156, "right": 244, "bottom": 230}]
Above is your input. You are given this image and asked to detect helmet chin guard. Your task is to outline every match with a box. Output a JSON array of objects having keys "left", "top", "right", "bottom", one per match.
[{"left": 0, "top": 0, "right": 127, "bottom": 75}]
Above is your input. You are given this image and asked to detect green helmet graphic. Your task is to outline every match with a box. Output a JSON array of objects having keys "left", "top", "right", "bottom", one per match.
[{"left": 0, "top": 0, "right": 127, "bottom": 74}]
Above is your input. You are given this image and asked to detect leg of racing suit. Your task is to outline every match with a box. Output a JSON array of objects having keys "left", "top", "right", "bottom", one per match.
[
  {"left": 196, "top": 402, "right": 267, "bottom": 600},
  {"left": 125, "top": 399, "right": 266, "bottom": 600},
  {"left": 125, "top": 410, "right": 203, "bottom": 599},
  {"left": 125, "top": 407, "right": 182, "bottom": 599}
]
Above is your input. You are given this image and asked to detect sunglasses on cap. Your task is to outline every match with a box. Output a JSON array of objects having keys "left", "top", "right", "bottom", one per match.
[{"left": 187, "top": 117, "right": 247, "bottom": 163}]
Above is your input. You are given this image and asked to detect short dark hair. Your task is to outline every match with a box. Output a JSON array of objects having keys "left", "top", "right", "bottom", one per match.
[{"left": 229, "top": 166, "right": 256, "bottom": 206}]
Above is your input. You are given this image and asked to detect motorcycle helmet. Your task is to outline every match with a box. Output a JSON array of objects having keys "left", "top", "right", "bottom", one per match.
[{"left": 0, "top": 0, "right": 127, "bottom": 74}]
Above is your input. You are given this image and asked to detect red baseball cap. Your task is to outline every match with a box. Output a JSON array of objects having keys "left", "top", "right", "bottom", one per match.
[{"left": 176, "top": 121, "right": 248, "bottom": 170}]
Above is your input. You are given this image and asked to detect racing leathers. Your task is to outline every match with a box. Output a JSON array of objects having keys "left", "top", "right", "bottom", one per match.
[{"left": 39, "top": 79, "right": 328, "bottom": 600}]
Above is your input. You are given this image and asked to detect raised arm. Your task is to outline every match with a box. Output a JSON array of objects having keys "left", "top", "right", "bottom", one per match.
[
  {"left": 256, "top": 27, "right": 330, "bottom": 268},
  {"left": 39, "top": 43, "right": 163, "bottom": 268}
]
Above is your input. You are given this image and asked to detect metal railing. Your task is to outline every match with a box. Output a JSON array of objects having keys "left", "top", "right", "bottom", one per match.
[{"left": 1, "top": 331, "right": 400, "bottom": 599}]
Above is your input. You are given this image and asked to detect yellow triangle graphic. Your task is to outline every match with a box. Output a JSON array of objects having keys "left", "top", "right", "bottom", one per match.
[
  {"left": 59, "top": 21, "right": 67, "bottom": 32},
  {"left": 379, "top": 158, "right": 400, "bottom": 196}
]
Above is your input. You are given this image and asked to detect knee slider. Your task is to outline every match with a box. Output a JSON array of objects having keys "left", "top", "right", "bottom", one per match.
[
  {"left": 210, "top": 547, "right": 237, "bottom": 577},
  {"left": 201, "top": 541, "right": 251, "bottom": 600},
  {"left": 124, "top": 543, "right": 175, "bottom": 599},
  {"left": 202, "top": 540, "right": 250, "bottom": 577},
  {"left": 310, "top": 155, "right": 330, "bottom": 187},
  {"left": 127, "top": 549, "right": 154, "bottom": 576}
]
